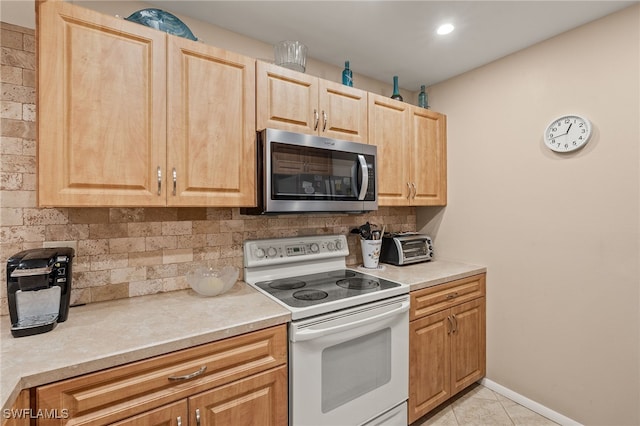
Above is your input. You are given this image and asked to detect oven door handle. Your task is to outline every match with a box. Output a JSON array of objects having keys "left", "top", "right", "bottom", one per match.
[{"left": 291, "top": 300, "right": 409, "bottom": 342}]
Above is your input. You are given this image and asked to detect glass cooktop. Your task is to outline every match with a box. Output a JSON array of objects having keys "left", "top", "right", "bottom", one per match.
[{"left": 253, "top": 269, "right": 401, "bottom": 308}]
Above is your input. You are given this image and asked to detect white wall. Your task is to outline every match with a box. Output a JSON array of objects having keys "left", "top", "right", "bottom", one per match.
[{"left": 420, "top": 5, "right": 640, "bottom": 425}]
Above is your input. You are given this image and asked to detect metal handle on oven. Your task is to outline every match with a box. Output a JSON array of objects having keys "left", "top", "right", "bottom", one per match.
[
  {"left": 292, "top": 300, "right": 409, "bottom": 342},
  {"left": 357, "top": 154, "right": 368, "bottom": 200}
]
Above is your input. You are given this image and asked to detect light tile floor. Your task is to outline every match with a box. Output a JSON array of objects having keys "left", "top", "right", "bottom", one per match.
[{"left": 411, "top": 384, "right": 559, "bottom": 426}]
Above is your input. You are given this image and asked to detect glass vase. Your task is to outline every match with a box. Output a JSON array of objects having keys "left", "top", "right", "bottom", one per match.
[{"left": 391, "top": 76, "right": 403, "bottom": 101}]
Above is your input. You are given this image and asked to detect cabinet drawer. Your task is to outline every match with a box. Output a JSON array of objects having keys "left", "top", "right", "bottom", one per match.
[
  {"left": 410, "top": 274, "right": 486, "bottom": 320},
  {"left": 36, "top": 325, "right": 287, "bottom": 425}
]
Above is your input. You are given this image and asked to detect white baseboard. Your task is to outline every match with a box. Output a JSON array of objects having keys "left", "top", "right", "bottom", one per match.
[{"left": 480, "top": 378, "right": 582, "bottom": 426}]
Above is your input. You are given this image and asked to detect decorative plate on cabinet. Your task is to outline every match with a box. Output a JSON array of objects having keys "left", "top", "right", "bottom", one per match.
[{"left": 125, "top": 8, "right": 197, "bottom": 41}]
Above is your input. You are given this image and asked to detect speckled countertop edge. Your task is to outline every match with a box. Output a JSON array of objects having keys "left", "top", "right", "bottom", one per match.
[
  {"left": 1, "top": 259, "right": 486, "bottom": 411},
  {"left": 1, "top": 283, "right": 291, "bottom": 411}
]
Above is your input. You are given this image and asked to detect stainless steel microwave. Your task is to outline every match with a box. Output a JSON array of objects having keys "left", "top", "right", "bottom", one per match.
[{"left": 243, "top": 129, "right": 377, "bottom": 214}]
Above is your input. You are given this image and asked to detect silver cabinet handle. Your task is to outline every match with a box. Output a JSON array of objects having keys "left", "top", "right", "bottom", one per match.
[
  {"left": 452, "top": 314, "right": 458, "bottom": 333},
  {"left": 177, "top": 416, "right": 182, "bottom": 426},
  {"left": 447, "top": 316, "right": 454, "bottom": 335},
  {"left": 313, "top": 109, "right": 319, "bottom": 130},
  {"left": 446, "top": 292, "right": 459, "bottom": 300},
  {"left": 406, "top": 182, "right": 411, "bottom": 199},
  {"left": 322, "top": 110, "right": 328, "bottom": 132},
  {"left": 172, "top": 168, "right": 177, "bottom": 196},
  {"left": 195, "top": 408, "right": 201, "bottom": 426},
  {"left": 168, "top": 365, "right": 207, "bottom": 381},
  {"left": 411, "top": 182, "right": 417, "bottom": 199},
  {"left": 157, "top": 166, "right": 162, "bottom": 196}
]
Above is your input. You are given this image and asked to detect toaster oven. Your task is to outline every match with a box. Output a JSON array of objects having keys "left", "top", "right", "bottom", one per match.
[{"left": 380, "top": 233, "right": 433, "bottom": 266}]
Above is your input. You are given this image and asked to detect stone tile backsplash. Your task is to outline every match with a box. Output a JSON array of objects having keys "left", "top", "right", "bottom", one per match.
[{"left": 0, "top": 22, "right": 416, "bottom": 315}]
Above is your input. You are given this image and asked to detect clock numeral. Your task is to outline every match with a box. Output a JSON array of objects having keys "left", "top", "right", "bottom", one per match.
[
  {"left": 578, "top": 123, "right": 584, "bottom": 127},
  {"left": 564, "top": 119, "right": 570, "bottom": 124}
]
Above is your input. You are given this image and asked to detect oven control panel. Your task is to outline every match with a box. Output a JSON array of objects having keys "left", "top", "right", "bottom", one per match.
[{"left": 244, "top": 234, "right": 349, "bottom": 267}]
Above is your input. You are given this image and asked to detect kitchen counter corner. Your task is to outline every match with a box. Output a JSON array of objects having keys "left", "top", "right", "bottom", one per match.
[
  {"left": 354, "top": 259, "right": 487, "bottom": 291},
  {"left": 1, "top": 282, "right": 291, "bottom": 412}
]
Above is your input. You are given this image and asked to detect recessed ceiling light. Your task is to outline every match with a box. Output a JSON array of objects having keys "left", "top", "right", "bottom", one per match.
[{"left": 437, "top": 23, "right": 455, "bottom": 35}]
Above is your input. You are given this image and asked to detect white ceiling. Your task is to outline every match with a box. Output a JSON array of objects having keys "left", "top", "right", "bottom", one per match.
[{"left": 144, "top": 1, "right": 636, "bottom": 90}]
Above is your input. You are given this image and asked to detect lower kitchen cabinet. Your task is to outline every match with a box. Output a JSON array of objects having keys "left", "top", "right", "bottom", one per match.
[
  {"left": 35, "top": 325, "right": 287, "bottom": 426},
  {"left": 1, "top": 390, "right": 30, "bottom": 426},
  {"left": 408, "top": 274, "right": 486, "bottom": 424}
]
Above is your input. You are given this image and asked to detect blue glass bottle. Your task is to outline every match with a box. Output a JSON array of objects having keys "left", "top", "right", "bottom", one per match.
[
  {"left": 391, "top": 76, "right": 403, "bottom": 101},
  {"left": 418, "top": 85, "right": 428, "bottom": 108},
  {"left": 342, "top": 61, "right": 353, "bottom": 87}
]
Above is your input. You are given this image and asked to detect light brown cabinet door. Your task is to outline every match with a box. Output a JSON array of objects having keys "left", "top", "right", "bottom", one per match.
[
  {"left": 367, "top": 94, "right": 411, "bottom": 205},
  {"left": 410, "top": 108, "right": 447, "bottom": 206},
  {"left": 167, "top": 37, "right": 256, "bottom": 207},
  {"left": 450, "top": 298, "right": 486, "bottom": 395},
  {"left": 38, "top": 1, "right": 166, "bottom": 207},
  {"left": 256, "top": 61, "right": 318, "bottom": 134},
  {"left": 318, "top": 80, "right": 368, "bottom": 143},
  {"left": 190, "top": 366, "right": 287, "bottom": 426},
  {"left": 408, "top": 309, "right": 451, "bottom": 424},
  {"left": 111, "top": 401, "right": 188, "bottom": 426}
]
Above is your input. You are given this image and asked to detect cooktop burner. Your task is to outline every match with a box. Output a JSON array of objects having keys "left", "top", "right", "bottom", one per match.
[
  {"left": 254, "top": 269, "right": 401, "bottom": 308},
  {"left": 336, "top": 278, "right": 379, "bottom": 290}
]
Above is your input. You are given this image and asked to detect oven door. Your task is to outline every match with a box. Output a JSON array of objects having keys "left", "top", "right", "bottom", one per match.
[{"left": 289, "top": 295, "right": 409, "bottom": 426}]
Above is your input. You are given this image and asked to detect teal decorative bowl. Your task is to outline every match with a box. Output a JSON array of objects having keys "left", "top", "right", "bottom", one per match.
[{"left": 125, "top": 8, "right": 197, "bottom": 41}]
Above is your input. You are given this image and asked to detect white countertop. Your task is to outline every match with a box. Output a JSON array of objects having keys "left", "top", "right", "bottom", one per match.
[
  {"left": 1, "top": 259, "right": 485, "bottom": 411},
  {"left": 1, "top": 282, "right": 291, "bottom": 411},
  {"left": 356, "top": 258, "right": 487, "bottom": 291}
]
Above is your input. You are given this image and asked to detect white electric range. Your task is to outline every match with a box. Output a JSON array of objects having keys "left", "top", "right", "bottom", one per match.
[{"left": 244, "top": 234, "right": 409, "bottom": 426}]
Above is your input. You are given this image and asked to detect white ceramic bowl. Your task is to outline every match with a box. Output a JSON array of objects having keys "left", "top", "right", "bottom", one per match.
[{"left": 186, "top": 266, "right": 239, "bottom": 297}]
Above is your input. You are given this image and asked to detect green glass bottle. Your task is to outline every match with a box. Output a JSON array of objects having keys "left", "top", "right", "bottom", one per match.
[
  {"left": 418, "top": 85, "right": 428, "bottom": 108},
  {"left": 342, "top": 61, "right": 353, "bottom": 87},
  {"left": 391, "top": 76, "right": 403, "bottom": 101}
]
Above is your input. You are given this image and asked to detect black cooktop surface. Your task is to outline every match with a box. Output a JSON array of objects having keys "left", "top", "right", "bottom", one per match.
[{"left": 253, "top": 269, "right": 401, "bottom": 308}]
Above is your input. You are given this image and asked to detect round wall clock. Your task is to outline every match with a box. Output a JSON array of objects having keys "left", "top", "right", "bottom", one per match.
[{"left": 543, "top": 114, "right": 592, "bottom": 153}]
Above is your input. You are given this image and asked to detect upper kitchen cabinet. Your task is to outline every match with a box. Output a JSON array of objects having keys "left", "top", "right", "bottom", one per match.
[
  {"left": 410, "top": 107, "right": 447, "bottom": 206},
  {"left": 256, "top": 61, "right": 368, "bottom": 143},
  {"left": 38, "top": 1, "right": 167, "bottom": 207},
  {"left": 37, "top": 1, "right": 256, "bottom": 207},
  {"left": 368, "top": 93, "right": 447, "bottom": 206},
  {"left": 167, "top": 37, "right": 255, "bottom": 207}
]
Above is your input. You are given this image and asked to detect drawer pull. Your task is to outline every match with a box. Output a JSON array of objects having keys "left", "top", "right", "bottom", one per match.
[
  {"left": 446, "top": 292, "right": 459, "bottom": 300},
  {"left": 168, "top": 365, "right": 207, "bottom": 381}
]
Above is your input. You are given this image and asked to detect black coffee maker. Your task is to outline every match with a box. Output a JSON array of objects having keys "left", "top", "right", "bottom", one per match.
[{"left": 6, "top": 247, "right": 74, "bottom": 337}]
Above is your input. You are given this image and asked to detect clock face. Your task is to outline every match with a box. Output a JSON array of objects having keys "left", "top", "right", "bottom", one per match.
[{"left": 544, "top": 114, "right": 592, "bottom": 153}]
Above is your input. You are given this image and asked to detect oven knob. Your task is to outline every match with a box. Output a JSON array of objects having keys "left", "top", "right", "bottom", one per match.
[
  {"left": 267, "top": 247, "right": 277, "bottom": 257},
  {"left": 255, "top": 248, "right": 265, "bottom": 258},
  {"left": 309, "top": 243, "right": 320, "bottom": 253},
  {"left": 335, "top": 239, "right": 344, "bottom": 250},
  {"left": 327, "top": 241, "right": 335, "bottom": 251}
]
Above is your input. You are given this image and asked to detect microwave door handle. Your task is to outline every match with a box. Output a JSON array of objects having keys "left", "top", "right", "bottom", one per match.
[{"left": 356, "top": 154, "right": 368, "bottom": 200}]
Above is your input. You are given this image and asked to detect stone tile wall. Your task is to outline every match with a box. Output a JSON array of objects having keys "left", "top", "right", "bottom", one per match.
[{"left": 0, "top": 22, "right": 416, "bottom": 315}]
